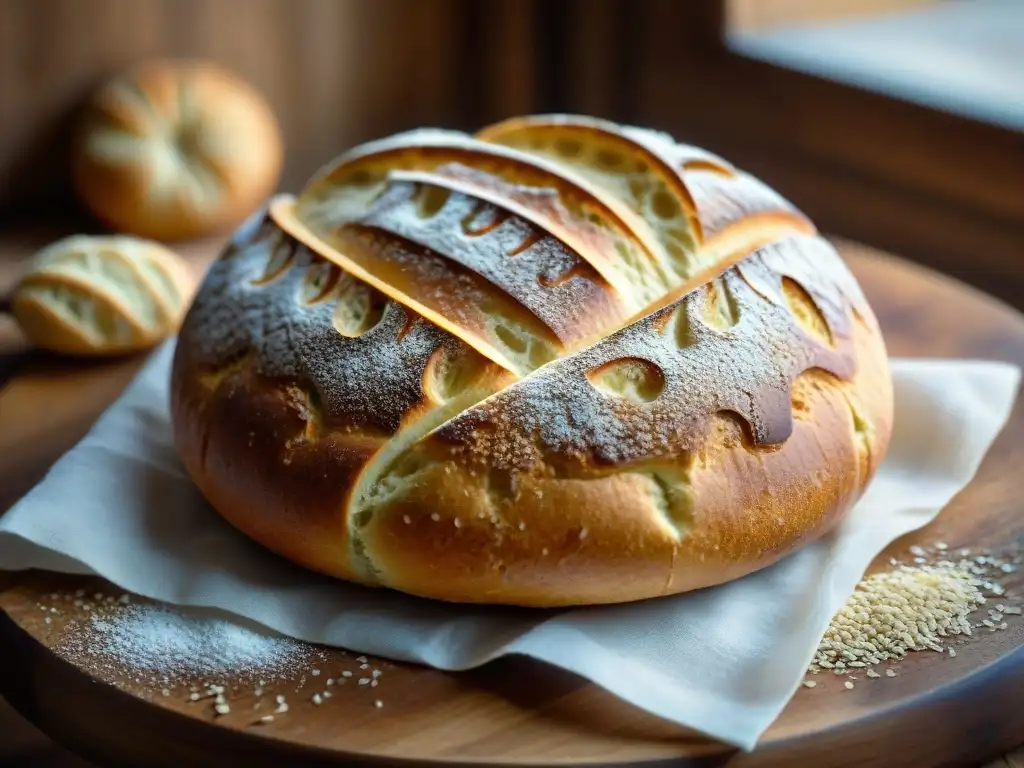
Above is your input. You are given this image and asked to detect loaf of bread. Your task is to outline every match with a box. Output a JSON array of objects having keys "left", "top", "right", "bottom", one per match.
[
  {"left": 170, "top": 115, "right": 893, "bottom": 607},
  {"left": 73, "top": 59, "right": 283, "bottom": 241},
  {"left": 13, "top": 235, "right": 193, "bottom": 356}
]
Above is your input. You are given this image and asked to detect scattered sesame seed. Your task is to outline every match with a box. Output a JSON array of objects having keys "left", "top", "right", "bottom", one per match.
[
  {"left": 886, "top": 669, "right": 897, "bottom": 677},
  {"left": 359, "top": 663, "right": 370, "bottom": 669},
  {"left": 948, "top": 648, "right": 956, "bottom": 657},
  {"left": 311, "top": 694, "right": 323, "bottom": 705},
  {"left": 341, "top": 671, "right": 353, "bottom": 678},
  {"left": 322, "top": 690, "right": 332, "bottom": 699},
  {"left": 936, "top": 542, "right": 948, "bottom": 551},
  {"left": 371, "top": 679, "right": 378, "bottom": 687},
  {"left": 44, "top": 617, "right": 51, "bottom": 625},
  {"left": 402, "top": 515, "right": 412, "bottom": 525},
  {"left": 802, "top": 680, "right": 817, "bottom": 688},
  {"left": 579, "top": 527, "right": 588, "bottom": 540},
  {"left": 518, "top": 521, "right": 526, "bottom": 531},
  {"left": 866, "top": 668, "right": 881, "bottom": 678},
  {"left": 356, "top": 656, "right": 367, "bottom": 662},
  {"left": 454, "top": 517, "right": 462, "bottom": 528},
  {"left": 430, "top": 513, "right": 440, "bottom": 522},
  {"left": 326, "top": 679, "right": 334, "bottom": 686},
  {"left": 909, "top": 546, "right": 926, "bottom": 557},
  {"left": 807, "top": 554, "right": 1013, "bottom": 680},
  {"left": 254, "top": 687, "right": 263, "bottom": 697},
  {"left": 275, "top": 694, "right": 286, "bottom": 704},
  {"left": 161, "top": 688, "right": 171, "bottom": 697},
  {"left": 258, "top": 715, "right": 274, "bottom": 724},
  {"left": 311, "top": 669, "right": 320, "bottom": 676},
  {"left": 358, "top": 678, "right": 370, "bottom": 685},
  {"left": 541, "top": 547, "right": 549, "bottom": 556},
  {"left": 844, "top": 681, "right": 854, "bottom": 690},
  {"left": 214, "top": 703, "right": 230, "bottom": 715},
  {"left": 374, "top": 700, "right": 384, "bottom": 708},
  {"left": 190, "top": 693, "right": 201, "bottom": 701},
  {"left": 371, "top": 669, "right": 382, "bottom": 678}
]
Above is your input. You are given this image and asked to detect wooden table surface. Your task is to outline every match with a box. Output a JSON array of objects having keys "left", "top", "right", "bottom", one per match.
[{"left": 1, "top": 233, "right": 1023, "bottom": 767}]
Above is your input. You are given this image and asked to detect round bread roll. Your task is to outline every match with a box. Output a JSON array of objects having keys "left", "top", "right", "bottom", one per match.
[
  {"left": 170, "top": 115, "right": 893, "bottom": 607},
  {"left": 12, "top": 235, "right": 193, "bottom": 356},
  {"left": 73, "top": 59, "right": 283, "bottom": 241}
]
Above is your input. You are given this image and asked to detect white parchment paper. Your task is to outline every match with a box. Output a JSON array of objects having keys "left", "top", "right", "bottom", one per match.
[{"left": 0, "top": 341, "right": 1019, "bottom": 750}]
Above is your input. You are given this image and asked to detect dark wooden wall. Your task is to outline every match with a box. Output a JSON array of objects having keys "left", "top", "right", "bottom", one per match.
[
  {"left": 0, "top": 0, "right": 471, "bottom": 217},
  {"left": 0, "top": 0, "right": 680, "bottom": 218}
]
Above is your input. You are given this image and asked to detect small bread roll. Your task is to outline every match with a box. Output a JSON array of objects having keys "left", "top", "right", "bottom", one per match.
[
  {"left": 11, "top": 235, "right": 193, "bottom": 356},
  {"left": 73, "top": 59, "right": 284, "bottom": 241}
]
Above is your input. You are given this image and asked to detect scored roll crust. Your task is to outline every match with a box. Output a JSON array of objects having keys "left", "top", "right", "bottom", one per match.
[{"left": 170, "top": 115, "right": 893, "bottom": 607}]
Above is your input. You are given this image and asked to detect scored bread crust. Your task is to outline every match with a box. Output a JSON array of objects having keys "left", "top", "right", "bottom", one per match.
[{"left": 170, "top": 115, "right": 893, "bottom": 606}]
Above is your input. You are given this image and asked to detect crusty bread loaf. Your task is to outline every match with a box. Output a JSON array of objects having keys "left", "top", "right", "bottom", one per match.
[
  {"left": 13, "top": 235, "right": 193, "bottom": 356},
  {"left": 73, "top": 59, "right": 283, "bottom": 241},
  {"left": 170, "top": 115, "right": 893, "bottom": 606}
]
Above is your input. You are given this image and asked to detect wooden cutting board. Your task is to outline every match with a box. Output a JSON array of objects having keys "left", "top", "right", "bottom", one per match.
[{"left": 0, "top": 241, "right": 1023, "bottom": 767}]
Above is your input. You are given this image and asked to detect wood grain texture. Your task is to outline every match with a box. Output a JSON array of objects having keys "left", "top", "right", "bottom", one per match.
[{"left": 1, "top": 237, "right": 1023, "bottom": 767}]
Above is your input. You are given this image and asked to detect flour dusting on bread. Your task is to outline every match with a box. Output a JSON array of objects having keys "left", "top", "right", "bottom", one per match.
[{"left": 170, "top": 116, "right": 893, "bottom": 607}]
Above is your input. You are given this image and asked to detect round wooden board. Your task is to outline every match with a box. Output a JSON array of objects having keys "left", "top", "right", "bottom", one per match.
[{"left": 1, "top": 242, "right": 1023, "bottom": 768}]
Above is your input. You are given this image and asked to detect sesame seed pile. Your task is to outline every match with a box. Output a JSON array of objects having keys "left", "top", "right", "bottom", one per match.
[
  {"left": 804, "top": 543, "right": 1021, "bottom": 689},
  {"left": 44, "top": 589, "right": 389, "bottom": 723}
]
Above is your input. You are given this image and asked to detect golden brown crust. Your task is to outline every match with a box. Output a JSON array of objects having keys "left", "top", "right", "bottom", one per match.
[
  {"left": 171, "top": 207, "right": 513, "bottom": 582},
  {"left": 170, "top": 116, "right": 894, "bottom": 607},
  {"left": 73, "top": 59, "right": 283, "bottom": 241},
  {"left": 352, "top": 237, "right": 892, "bottom": 604}
]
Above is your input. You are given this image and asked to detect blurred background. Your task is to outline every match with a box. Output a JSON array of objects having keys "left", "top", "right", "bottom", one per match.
[
  {"left": 1, "top": 0, "right": 1022, "bottom": 302},
  {"left": 0, "top": 1, "right": 1022, "bottom": 764}
]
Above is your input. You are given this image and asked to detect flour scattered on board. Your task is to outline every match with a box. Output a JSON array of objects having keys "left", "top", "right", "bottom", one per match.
[
  {"left": 50, "top": 590, "right": 391, "bottom": 721},
  {"left": 58, "top": 601, "right": 321, "bottom": 677}
]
